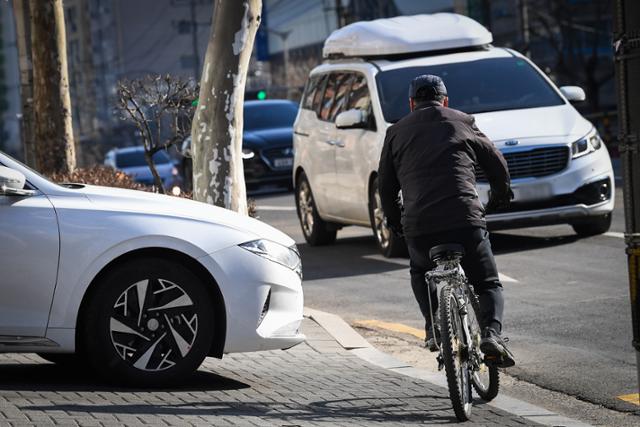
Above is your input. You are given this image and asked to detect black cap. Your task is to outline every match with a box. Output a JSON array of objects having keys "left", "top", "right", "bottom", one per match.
[{"left": 409, "top": 74, "right": 447, "bottom": 100}]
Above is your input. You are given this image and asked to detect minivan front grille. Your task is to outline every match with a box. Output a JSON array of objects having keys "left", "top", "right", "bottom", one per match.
[{"left": 475, "top": 146, "right": 570, "bottom": 182}]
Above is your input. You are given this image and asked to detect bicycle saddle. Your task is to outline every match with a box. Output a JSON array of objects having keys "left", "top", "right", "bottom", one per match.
[{"left": 429, "top": 243, "right": 465, "bottom": 262}]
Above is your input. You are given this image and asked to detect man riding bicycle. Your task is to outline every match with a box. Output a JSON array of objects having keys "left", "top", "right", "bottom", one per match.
[{"left": 378, "top": 74, "right": 516, "bottom": 368}]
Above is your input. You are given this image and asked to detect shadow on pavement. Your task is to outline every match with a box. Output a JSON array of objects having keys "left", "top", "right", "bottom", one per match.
[
  {"left": 299, "top": 235, "right": 406, "bottom": 281},
  {"left": 0, "top": 363, "right": 249, "bottom": 392},
  {"left": 22, "top": 394, "right": 461, "bottom": 424},
  {"left": 299, "top": 231, "right": 582, "bottom": 281}
]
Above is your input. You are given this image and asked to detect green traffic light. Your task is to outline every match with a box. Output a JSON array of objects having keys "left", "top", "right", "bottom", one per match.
[{"left": 257, "top": 90, "right": 267, "bottom": 100}]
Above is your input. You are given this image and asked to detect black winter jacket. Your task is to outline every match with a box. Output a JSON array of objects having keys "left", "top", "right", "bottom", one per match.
[{"left": 378, "top": 101, "right": 510, "bottom": 237}]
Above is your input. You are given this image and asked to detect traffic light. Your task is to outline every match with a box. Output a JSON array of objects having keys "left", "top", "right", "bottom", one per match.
[{"left": 257, "top": 90, "right": 267, "bottom": 100}]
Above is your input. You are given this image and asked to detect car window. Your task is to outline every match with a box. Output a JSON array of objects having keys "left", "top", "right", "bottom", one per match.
[
  {"left": 329, "top": 73, "right": 353, "bottom": 122},
  {"left": 116, "top": 150, "right": 171, "bottom": 168},
  {"left": 319, "top": 73, "right": 341, "bottom": 121},
  {"left": 302, "top": 75, "right": 321, "bottom": 110},
  {"left": 311, "top": 74, "right": 328, "bottom": 116},
  {"left": 376, "top": 57, "right": 565, "bottom": 123},
  {"left": 245, "top": 102, "right": 298, "bottom": 130},
  {"left": 348, "top": 74, "right": 371, "bottom": 112}
]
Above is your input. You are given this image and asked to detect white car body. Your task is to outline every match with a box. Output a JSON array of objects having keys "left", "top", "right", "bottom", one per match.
[
  {"left": 0, "top": 151, "right": 304, "bottom": 358},
  {"left": 293, "top": 14, "right": 614, "bottom": 240}
]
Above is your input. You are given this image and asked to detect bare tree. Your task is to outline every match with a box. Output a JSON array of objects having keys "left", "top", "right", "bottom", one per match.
[
  {"left": 191, "top": 0, "right": 262, "bottom": 214},
  {"left": 12, "top": 0, "right": 36, "bottom": 167},
  {"left": 29, "top": 0, "right": 76, "bottom": 174},
  {"left": 116, "top": 74, "right": 198, "bottom": 194}
]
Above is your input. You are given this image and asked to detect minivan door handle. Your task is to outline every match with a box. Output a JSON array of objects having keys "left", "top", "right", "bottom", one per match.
[
  {"left": 325, "top": 140, "right": 336, "bottom": 146},
  {"left": 329, "top": 140, "right": 345, "bottom": 147}
]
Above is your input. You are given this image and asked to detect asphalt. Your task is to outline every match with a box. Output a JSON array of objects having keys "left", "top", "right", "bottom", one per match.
[{"left": 253, "top": 186, "right": 639, "bottom": 416}]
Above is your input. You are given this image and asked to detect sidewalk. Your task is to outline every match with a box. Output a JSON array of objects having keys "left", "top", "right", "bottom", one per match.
[{"left": 0, "top": 316, "right": 577, "bottom": 426}]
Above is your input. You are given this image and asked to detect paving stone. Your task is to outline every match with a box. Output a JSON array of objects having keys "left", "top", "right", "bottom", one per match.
[{"left": 0, "top": 319, "right": 543, "bottom": 426}]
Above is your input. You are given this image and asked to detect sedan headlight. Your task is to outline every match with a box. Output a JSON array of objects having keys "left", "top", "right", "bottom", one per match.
[
  {"left": 240, "top": 239, "right": 302, "bottom": 279},
  {"left": 242, "top": 148, "right": 255, "bottom": 160},
  {"left": 572, "top": 129, "right": 603, "bottom": 159}
]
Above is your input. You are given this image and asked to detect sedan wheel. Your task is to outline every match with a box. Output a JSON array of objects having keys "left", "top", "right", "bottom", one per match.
[{"left": 82, "top": 257, "right": 215, "bottom": 386}]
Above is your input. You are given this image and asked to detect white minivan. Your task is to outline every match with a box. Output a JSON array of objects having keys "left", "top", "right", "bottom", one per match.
[{"left": 293, "top": 13, "right": 614, "bottom": 257}]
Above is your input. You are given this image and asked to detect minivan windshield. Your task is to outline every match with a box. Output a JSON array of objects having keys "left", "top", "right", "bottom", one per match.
[{"left": 376, "top": 57, "right": 565, "bottom": 123}]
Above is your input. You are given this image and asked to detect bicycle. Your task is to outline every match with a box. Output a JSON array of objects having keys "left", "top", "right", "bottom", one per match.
[{"left": 425, "top": 243, "right": 500, "bottom": 421}]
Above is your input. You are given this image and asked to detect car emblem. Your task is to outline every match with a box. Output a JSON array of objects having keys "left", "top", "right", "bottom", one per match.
[
  {"left": 283, "top": 148, "right": 294, "bottom": 156},
  {"left": 505, "top": 140, "right": 519, "bottom": 146}
]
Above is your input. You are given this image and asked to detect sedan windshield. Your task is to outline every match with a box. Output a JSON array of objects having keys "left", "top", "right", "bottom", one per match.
[
  {"left": 244, "top": 102, "right": 298, "bottom": 131},
  {"left": 116, "top": 150, "right": 171, "bottom": 168},
  {"left": 376, "top": 57, "right": 565, "bottom": 123}
]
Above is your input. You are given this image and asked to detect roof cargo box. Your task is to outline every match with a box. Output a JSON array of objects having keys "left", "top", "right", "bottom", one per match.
[{"left": 322, "top": 13, "right": 493, "bottom": 59}]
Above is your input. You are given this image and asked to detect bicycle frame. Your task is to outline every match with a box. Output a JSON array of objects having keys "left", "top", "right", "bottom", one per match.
[{"left": 426, "top": 258, "right": 482, "bottom": 371}]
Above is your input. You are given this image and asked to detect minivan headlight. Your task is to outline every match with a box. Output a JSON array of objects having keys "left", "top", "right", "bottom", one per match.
[
  {"left": 572, "top": 129, "right": 603, "bottom": 159},
  {"left": 240, "top": 239, "right": 302, "bottom": 278}
]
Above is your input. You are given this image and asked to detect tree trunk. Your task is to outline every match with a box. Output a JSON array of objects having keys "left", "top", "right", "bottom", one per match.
[
  {"left": 191, "top": 0, "right": 261, "bottom": 214},
  {"left": 12, "top": 0, "right": 36, "bottom": 167},
  {"left": 29, "top": 0, "right": 76, "bottom": 175}
]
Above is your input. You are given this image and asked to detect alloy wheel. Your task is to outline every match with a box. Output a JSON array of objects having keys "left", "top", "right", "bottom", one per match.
[
  {"left": 298, "top": 180, "right": 315, "bottom": 237},
  {"left": 109, "top": 278, "right": 198, "bottom": 372},
  {"left": 373, "top": 188, "right": 391, "bottom": 249}
]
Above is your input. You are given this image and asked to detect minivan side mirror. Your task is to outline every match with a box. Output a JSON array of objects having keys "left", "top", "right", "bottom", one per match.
[
  {"left": 335, "top": 109, "right": 367, "bottom": 129},
  {"left": 0, "top": 166, "right": 34, "bottom": 196},
  {"left": 560, "top": 86, "right": 586, "bottom": 103}
]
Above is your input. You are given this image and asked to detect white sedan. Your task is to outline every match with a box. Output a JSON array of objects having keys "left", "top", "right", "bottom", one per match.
[{"left": 0, "top": 151, "right": 304, "bottom": 385}]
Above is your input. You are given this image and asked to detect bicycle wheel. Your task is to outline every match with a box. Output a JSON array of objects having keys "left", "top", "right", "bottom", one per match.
[
  {"left": 467, "top": 290, "right": 500, "bottom": 401},
  {"left": 439, "top": 285, "right": 472, "bottom": 421}
]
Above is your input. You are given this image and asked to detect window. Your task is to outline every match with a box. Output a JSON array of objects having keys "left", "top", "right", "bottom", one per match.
[
  {"left": 348, "top": 74, "right": 371, "bottom": 112},
  {"left": 319, "top": 73, "right": 341, "bottom": 121},
  {"left": 375, "top": 57, "right": 565, "bottom": 123},
  {"left": 244, "top": 102, "right": 298, "bottom": 130},
  {"left": 329, "top": 73, "right": 353, "bottom": 122},
  {"left": 302, "top": 75, "right": 322, "bottom": 110},
  {"left": 311, "top": 74, "right": 328, "bottom": 115}
]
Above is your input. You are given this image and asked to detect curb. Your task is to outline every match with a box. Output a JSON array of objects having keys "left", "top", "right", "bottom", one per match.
[{"left": 304, "top": 307, "right": 593, "bottom": 427}]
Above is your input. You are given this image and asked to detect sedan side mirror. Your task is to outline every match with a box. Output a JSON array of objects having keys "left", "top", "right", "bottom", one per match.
[
  {"left": 560, "top": 86, "right": 586, "bottom": 103},
  {"left": 0, "top": 166, "right": 35, "bottom": 196},
  {"left": 335, "top": 109, "right": 367, "bottom": 129}
]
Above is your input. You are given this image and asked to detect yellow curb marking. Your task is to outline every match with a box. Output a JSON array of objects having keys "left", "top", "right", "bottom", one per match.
[
  {"left": 617, "top": 393, "right": 640, "bottom": 406},
  {"left": 355, "top": 319, "right": 426, "bottom": 340}
]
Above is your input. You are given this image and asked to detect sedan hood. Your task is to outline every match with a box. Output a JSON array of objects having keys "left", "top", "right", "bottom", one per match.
[
  {"left": 77, "top": 185, "right": 295, "bottom": 248},
  {"left": 473, "top": 105, "right": 592, "bottom": 143}
]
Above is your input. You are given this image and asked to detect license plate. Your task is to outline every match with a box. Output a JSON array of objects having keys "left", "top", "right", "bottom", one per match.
[
  {"left": 512, "top": 182, "right": 552, "bottom": 202},
  {"left": 273, "top": 158, "right": 293, "bottom": 168}
]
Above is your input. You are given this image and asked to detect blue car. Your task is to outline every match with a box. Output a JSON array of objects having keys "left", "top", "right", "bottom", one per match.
[
  {"left": 181, "top": 99, "right": 299, "bottom": 190},
  {"left": 104, "top": 146, "right": 182, "bottom": 190}
]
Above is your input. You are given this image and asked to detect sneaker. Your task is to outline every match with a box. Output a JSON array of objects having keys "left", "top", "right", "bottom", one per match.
[
  {"left": 480, "top": 327, "right": 516, "bottom": 368},
  {"left": 425, "top": 326, "right": 440, "bottom": 352}
]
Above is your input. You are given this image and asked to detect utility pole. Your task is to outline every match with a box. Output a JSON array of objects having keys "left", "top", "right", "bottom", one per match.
[
  {"left": 12, "top": 0, "right": 36, "bottom": 167},
  {"left": 613, "top": 0, "right": 640, "bottom": 393},
  {"left": 266, "top": 28, "right": 291, "bottom": 99},
  {"left": 335, "top": 0, "right": 343, "bottom": 28}
]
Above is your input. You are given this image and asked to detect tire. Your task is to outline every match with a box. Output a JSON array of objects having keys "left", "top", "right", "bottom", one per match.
[
  {"left": 295, "top": 172, "right": 337, "bottom": 246},
  {"left": 81, "top": 257, "right": 215, "bottom": 386},
  {"left": 369, "top": 177, "right": 407, "bottom": 258},
  {"left": 439, "top": 285, "right": 473, "bottom": 421},
  {"left": 572, "top": 213, "right": 612, "bottom": 237},
  {"left": 467, "top": 291, "right": 499, "bottom": 401}
]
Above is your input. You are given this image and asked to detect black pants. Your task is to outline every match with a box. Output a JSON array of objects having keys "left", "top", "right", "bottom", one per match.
[{"left": 405, "top": 227, "right": 504, "bottom": 335}]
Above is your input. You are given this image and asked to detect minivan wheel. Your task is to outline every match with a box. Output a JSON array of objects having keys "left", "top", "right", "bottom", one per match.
[
  {"left": 295, "top": 172, "right": 337, "bottom": 245},
  {"left": 572, "top": 213, "right": 612, "bottom": 237},
  {"left": 82, "top": 257, "right": 215, "bottom": 386},
  {"left": 369, "top": 177, "right": 408, "bottom": 258}
]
